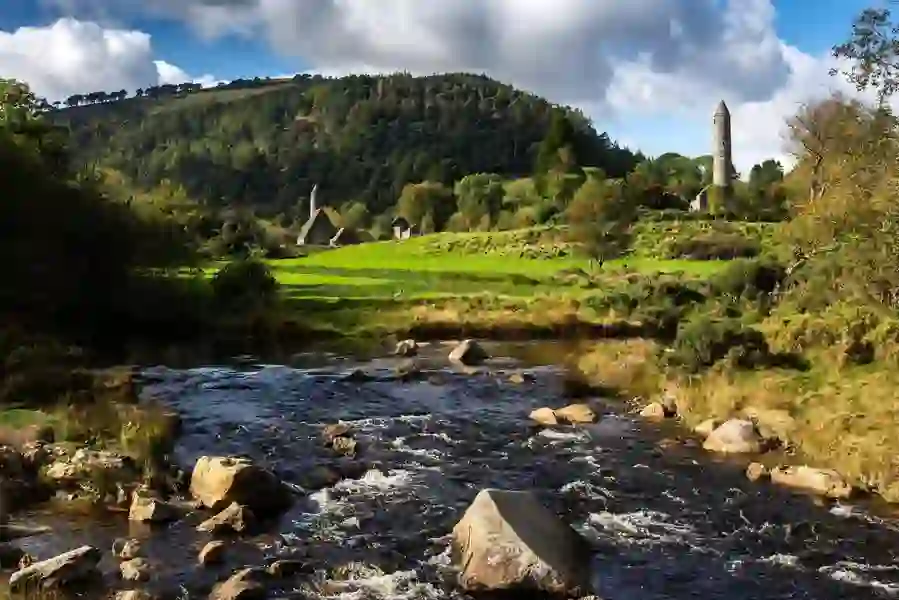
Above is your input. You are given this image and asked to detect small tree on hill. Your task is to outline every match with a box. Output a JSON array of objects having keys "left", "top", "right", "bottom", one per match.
[
  {"left": 564, "top": 177, "right": 636, "bottom": 265},
  {"left": 396, "top": 181, "right": 454, "bottom": 232},
  {"left": 453, "top": 174, "right": 504, "bottom": 231}
]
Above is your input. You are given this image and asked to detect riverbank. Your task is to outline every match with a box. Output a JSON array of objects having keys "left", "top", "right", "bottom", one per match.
[{"left": 575, "top": 334, "right": 899, "bottom": 504}]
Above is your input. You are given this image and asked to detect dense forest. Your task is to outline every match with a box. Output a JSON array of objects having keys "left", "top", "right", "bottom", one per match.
[{"left": 55, "top": 73, "right": 641, "bottom": 219}]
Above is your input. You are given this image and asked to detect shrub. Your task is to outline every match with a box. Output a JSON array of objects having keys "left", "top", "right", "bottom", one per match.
[
  {"left": 586, "top": 277, "right": 706, "bottom": 337},
  {"left": 211, "top": 259, "right": 279, "bottom": 312},
  {"left": 669, "top": 315, "right": 770, "bottom": 372},
  {"left": 668, "top": 233, "right": 760, "bottom": 260},
  {"left": 711, "top": 258, "right": 786, "bottom": 300}
]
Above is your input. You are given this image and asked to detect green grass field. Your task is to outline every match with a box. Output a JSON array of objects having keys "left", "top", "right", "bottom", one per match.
[{"left": 263, "top": 231, "right": 730, "bottom": 303}]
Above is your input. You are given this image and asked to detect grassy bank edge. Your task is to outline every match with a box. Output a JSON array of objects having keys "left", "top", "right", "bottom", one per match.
[{"left": 574, "top": 339, "right": 899, "bottom": 504}]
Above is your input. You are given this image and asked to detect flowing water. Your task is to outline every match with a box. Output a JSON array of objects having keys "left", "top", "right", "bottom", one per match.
[{"left": 11, "top": 341, "right": 899, "bottom": 599}]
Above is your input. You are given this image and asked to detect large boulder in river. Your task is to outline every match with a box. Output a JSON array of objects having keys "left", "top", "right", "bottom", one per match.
[
  {"left": 9, "top": 545, "right": 101, "bottom": 591},
  {"left": 770, "top": 465, "right": 854, "bottom": 499},
  {"left": 451, "top": 489, "right": 592, "bottom": 596},
  {"left": 448, "top": 339, "right": 488, "bottom": 366},
  {"left": 189, "top": 456, "right": 291, "bottom": 515},
  {"left": 702, "top": 419, "right": 763, "bottom": 454}
]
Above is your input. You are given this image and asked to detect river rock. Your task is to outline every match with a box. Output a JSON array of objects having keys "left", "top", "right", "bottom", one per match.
[
  {"left": 322, "top": 423, "right": 358, "bottom": 457},
  {"left": 702, "top": 419, "right": 763, "bottom": 454},
  {"left": 197, "top": 502, "right": 254, "bottom": 534},
  {"left": 112, "top": 538, "right": 143, "bottom": 560},
  {"left": 210, "top": 567, "right": 267, "bottom": 600},
  {"left": 741, "top": 407, "right": 796, "bottom": 442},
  {"left": 451, "top": 488, "right": 592, "bottom": 596},
  {"left": 393, "top": 359, "right": 422, "bottom": 381},
  {"left": 770, "top": 465, "right": 854, "bottom": 499},
  {"left": 116, "top": 591, "right": 156, "bottom": 600},
  {"left": 331, "top": 436, "right": 357, "bottom": 457},
  {"left": 694, "top": 419, "right": 721, "bottom": 437},
  {"left": 321, "top": 423, "right": 352, "bottom": 444},
  {"left": 189, "top": 456, "right": 291, "bottom": 515},
  {"left": 44, "top": 449, "right": 135, "bottom": 485},
  {"left": 508, "top": 372, "right": 527, "bottom": 384},
  {"left": 120, "top": 557, "right": 151, "bottom": 582},
  {"left": 266, "top": 559, "right": 309, "bottom": 578},
  {"left": 394, "top": 339, "right": 418, "bottom": 357},
  {"left": 448, "top": 339, "right": 488, "bottom": 366},
  {"left": 199, "top": 540, "right": 227, "bottom": 566},
  {"left": 554, "top": 404, "right": 597, "bottom": 424},
  {"left": 129, "top": 494, "right": 178, "bottom": 523},
  {"left": 9, "top": 545, "right": 101, "bottom": 591},
  {"left": 529, "top": 407, "right": 558, "bottom": 426},
  {"left": 746, "top": 462, "right": 769, "bottom": 482},
  {"left": 639, "top": 402, "right": 671, "bottom": 420}
]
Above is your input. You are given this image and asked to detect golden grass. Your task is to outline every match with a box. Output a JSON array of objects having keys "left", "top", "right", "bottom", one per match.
[
  {"left": 670, "top": 366, "right": 899, "bottom": 499},
  {"left": 573, "top": 326, "right": 899, "bottom": 501},
  {"left": 574, "top": 339, "right": 664, "bottom": 401}
]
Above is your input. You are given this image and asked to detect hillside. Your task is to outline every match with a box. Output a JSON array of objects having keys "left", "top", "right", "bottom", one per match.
[{"left": 55, "top": 73, "right": 641, "bottom": 219}]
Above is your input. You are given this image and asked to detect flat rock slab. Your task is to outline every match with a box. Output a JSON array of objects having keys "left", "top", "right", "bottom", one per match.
[{"left": 10, "top": 545, "right": 101, "bottom": 591}]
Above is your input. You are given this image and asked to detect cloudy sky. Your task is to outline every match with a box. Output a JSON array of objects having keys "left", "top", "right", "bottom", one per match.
[{"left": 0, "top": 0, "right": 883, "bottom": 170}]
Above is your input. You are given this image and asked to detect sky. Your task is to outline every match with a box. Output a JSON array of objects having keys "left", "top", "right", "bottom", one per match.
[{"left": 0, "top": 0, "right": 886, "bottom": 171}]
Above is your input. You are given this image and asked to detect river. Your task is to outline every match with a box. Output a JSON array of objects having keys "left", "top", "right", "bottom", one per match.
[{"left": 11, "top": 341, "right": 899, "bottom": 599}]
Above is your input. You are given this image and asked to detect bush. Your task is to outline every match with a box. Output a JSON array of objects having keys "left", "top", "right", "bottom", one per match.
[
  {"left": 669, "top": 315, "right": 771, "bottom": 371},
  {"left": 711, "top": 258, "right": 786, "bottom": 300},
  {"left": 586, "top": 277, "right": 707, "bottom": 337},
  {"left": 668, "top": 233, "right": 760, "bottom": 260},
  {"left": 211, "top": 259, "right": 279, "bottom": 312}
]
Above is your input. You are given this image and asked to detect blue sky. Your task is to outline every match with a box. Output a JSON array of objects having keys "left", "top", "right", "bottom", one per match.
[{"left": 0, "top": 0, "right": 882, "bottom": 169}]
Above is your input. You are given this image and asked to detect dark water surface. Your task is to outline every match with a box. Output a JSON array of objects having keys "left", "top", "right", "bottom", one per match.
[{"left": 12, "top": 341, "right": 899, "bottom": 599}]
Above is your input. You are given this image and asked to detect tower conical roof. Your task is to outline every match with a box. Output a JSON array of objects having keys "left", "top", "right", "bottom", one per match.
[{"left": 714, "top": 100, "right": 729, "bottom": 114}]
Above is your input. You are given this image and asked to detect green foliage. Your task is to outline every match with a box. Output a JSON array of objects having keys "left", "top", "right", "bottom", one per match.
[
  {"left": 564, "top": 177, "right": 636, "bottom": 261},
  {"left": 56, "top": 73, "right": 640, "bottom": 219},
  {"left": 586, "top": 276, "right": 707, "bottom": 335},
  {"left": 453, "top": 173, "right": 505, "bottom": 230},
  {"left": 669, "top": 315, "right": 771, "bottom": 372},
  {"left": 668, "top": 232, "right": 761, "bottom": 260},
  {"left": 710, "top": 258, "right": 786, "bottom": 301},
  {"left": 396, "top": 181, "right": 454, "bottom": 232},
  {"left": 832, "top": 7, "right": 899, "bottom": 103},
  {"left": 211, "top": 259, "right": 280, "bottom": 312},
  {"left": 0, "top": 80, "right": 202, "bottom": 342}
]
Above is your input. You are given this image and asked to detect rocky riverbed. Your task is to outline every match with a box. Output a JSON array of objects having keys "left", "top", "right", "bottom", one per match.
[{"left": 4, "top": 340, "right": 899, "bottom": 599}]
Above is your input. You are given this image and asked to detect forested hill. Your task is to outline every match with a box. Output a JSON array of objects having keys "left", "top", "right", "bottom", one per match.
[{"left": 54, "top": 72, "right": 641, "bottom": 217}]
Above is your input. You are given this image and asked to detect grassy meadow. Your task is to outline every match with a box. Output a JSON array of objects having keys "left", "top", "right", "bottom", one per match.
[{"left": 216, "top": 222, "right": 740, "bottom": 338}]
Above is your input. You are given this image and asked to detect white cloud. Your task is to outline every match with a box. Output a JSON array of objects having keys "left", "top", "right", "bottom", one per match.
[
  {"left": 41, "top": 0, "right": 792, "bottom": 106},
  {"left": 25, "top": 0, "right": 886, "bottom": 171},
  {"left": 0, "top": 18, "right": 216, "bottom": 100},
  {"left": 154, "top": 60, "right": 221, "bottom": 88}
]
